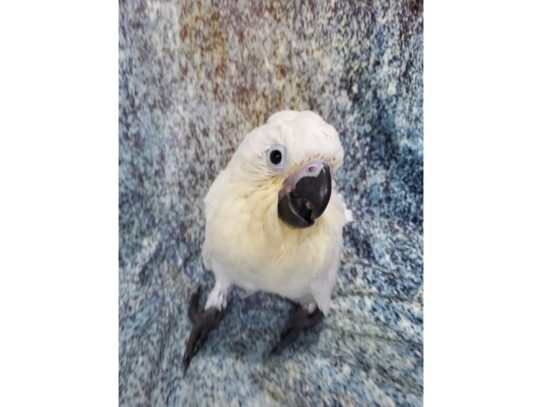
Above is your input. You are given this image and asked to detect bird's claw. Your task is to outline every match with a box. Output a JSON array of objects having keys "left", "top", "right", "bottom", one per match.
[
  {"left": 270, "top": 325, "right": 301, "bottom": 355},
  {"left": 270, "top": 305, "right": 324, "bottom": 355},
  {"left": 182, "top": 287, "right": 224, "bottom": 374}
]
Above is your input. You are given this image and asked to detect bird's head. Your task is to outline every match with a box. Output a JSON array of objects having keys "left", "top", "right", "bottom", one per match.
[{"left": 227, "top": 111, "right": 344, "bottom": 229}]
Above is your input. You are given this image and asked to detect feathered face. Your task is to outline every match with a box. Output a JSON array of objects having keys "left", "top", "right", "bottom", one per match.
[{"left": 228, "top": 111, "right": 344, "bottom": 229}]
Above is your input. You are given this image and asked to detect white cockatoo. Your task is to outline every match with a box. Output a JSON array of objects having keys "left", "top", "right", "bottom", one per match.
[{"left": 183, "top": 110, "right": 351, "bottom": 371}]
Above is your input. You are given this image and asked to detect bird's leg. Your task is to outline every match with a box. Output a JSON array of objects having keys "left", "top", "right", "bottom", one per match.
[
  {"left": 270, "top": 303, "right": 324, "bottom": 355},
  {"left": 183, "top": 281, "right": 230, "bottom": 373}
]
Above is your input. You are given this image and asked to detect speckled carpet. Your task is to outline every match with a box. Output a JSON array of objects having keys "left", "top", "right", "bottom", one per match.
[{"left": 119, "top": 1, "right": 423, "bottom": 405}]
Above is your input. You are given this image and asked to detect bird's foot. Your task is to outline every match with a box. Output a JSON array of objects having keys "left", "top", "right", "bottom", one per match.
[
  {"left": 182, "top": 287, "right": 224, "bottom": 374},
  {"left": 270, "top": 304, "right": 324, "bottom": 355}
]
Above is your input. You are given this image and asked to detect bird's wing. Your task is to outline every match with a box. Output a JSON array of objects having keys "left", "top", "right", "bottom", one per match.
[
  {"left": 310, "top": 246, "right": 341, "bottom": 316},
  {"left": 310, "top": 191, "right": 351, "bottom": 314},
  {"left": 202, "top": 238, "right": 212, "bottom": 271},
  {"left": 338, "top": 192, "right": 354, "bottom": 223}
]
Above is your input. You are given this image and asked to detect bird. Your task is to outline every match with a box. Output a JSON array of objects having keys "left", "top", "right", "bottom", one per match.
[{"left": 183, "top": 110, "right": 352, "bottom": 372}]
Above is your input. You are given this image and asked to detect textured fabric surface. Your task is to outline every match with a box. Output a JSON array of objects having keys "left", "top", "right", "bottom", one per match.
[{"left": 119, "top": 1, "right": 423, "bottom": 405}]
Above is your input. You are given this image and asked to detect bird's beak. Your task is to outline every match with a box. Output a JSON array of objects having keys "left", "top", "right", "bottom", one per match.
[{"left": 278, "top": 161, "right": 332, "bottom": 228}]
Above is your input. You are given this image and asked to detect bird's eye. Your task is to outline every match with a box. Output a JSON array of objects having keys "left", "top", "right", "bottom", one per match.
[
  {"left": 270, "top": 150, "right": 282, "bottom": 164},
  {"left": 266, "top": 145, "right": 287, "bottom": 170}
]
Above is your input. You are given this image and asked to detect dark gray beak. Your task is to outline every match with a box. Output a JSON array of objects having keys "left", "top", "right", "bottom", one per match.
[{"left": 278, "top": 162, "right": 332, "bottom": 228}]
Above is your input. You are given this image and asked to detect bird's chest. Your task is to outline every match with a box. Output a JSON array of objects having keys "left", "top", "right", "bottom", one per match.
[
  {"left": 204, "top": 186, "right": 340, "bottom": 298},
  {"left": 207, "top": 215, "right": 330, "bottom": 298}
]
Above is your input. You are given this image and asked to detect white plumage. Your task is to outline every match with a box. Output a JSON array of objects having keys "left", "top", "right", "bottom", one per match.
[{"left": 202, "top": 110, "right": 350, "bottom": 315}]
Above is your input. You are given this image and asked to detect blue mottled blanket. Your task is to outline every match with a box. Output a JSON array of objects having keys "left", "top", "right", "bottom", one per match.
[{"left": 120, "top": 1, "right": 423, "bottom": 405}]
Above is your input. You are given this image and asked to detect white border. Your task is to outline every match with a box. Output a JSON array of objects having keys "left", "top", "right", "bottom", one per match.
[
  {"left": 0, "top": 2, "right": 118, "bottom": 405},
  {"left": 425, "top": 0, "right": 542, "bottom": 405}
]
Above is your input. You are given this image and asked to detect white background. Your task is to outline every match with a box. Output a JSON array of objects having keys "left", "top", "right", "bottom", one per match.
[{"left": 0, "top": 0, "right": 541, "bottom": 405}]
